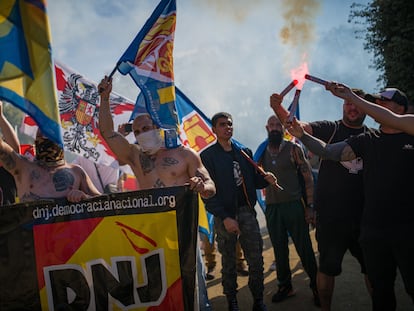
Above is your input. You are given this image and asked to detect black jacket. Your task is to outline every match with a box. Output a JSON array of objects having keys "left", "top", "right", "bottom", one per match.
[{"left": 200, "top": 142, "right": 268, "bottom": 220}]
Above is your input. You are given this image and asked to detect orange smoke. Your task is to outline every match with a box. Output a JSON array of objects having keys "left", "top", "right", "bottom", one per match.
[{"left": 279, "top": 0, "right": 321, "bottom": 47}]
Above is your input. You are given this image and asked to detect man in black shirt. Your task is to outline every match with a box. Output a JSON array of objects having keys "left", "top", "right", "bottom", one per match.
[
  {"left": 270, "top": 89, "right": 372, "bottom": 310},
  {"left": 288, "top": 84, "right": 414, "bottom": 311}
]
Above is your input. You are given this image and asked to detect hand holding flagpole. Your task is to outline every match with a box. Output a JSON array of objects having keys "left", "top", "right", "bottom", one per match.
[
  {"left": 99, "top": 66, "right": 118, "bottom": 93},
  {"left": 239, "top": 149, "right": 284, "bottom": 191}
]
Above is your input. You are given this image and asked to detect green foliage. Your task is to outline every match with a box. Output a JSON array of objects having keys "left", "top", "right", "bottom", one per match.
[{"left": 349, "top": 0, "right": 414, "bottom": 101}]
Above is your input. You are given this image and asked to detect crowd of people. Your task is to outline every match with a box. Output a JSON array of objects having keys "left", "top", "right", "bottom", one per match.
[{"left": 0, "top": 74, "right": 413, "bottom": 311}]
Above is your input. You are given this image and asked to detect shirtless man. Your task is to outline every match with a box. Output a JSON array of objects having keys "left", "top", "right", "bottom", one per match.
[
  {"left": 98, "top": 76, "right": 215, "bottom": 199},
  {"left": 0, "top": 127, "right": 100, "bottom": 203}
]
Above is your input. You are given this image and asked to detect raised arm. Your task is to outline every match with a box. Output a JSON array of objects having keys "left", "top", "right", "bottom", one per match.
[
  {"left": 287, "top": 118, "right": 357, "bottom": 162},
  {"left": 270, "top": 93, "right": 313, "bottom": 134},
  {"left": 326, "top": 82, "right": 414, "bottom": 136},
  {"left": 0, "top": 101, "right": 20, "bottom": 153},
  {"left": 98, "top": 77, "right": 136, "bottom": 165}
]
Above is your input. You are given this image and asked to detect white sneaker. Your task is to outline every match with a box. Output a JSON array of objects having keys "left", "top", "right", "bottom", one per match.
[{"left": 269, "top": 261, "right": 276, "bottom": 271}]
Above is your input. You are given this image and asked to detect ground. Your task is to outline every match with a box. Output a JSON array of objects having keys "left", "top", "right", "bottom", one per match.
[{"left": 204, "top": 207, "right": 412, "bottom": 311}]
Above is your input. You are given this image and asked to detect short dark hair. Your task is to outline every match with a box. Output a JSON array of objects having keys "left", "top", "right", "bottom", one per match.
[{"left": 211, "top": 112, "right": 232, "bottom": 127}]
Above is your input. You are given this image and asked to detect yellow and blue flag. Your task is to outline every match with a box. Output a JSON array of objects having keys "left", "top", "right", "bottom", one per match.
[
  {"left": 0, "top": 0, "right": 62, "bottom": 145},
  {"left": 117, "top": 0, "right": 178, "bottom": 130}
]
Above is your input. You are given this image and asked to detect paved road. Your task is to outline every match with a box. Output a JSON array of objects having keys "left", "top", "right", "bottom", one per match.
[{"left": 204, "top": 206, "right": 412, "bottom": 311}]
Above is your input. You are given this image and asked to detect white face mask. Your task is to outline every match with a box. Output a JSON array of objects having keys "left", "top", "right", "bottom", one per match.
[{"left": 135, "top": 129, "right": 163, "bottom": 155}]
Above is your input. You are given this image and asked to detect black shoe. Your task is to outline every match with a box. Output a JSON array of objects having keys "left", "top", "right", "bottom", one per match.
[
  {"left": 227, "top": 296, "right": 239, "bottom": 311},
  {"left": 237, "top": 263, "right": 249, "bottom": 276},
  {"left": 252, "top": 299, "right": 267, "bottom": 311},
  {"left": 205, "top": 266, "right": 216, "bottom": 280},
  {"left": 271, "top": 284, "right": 295, "bottom": 303},
  {"left": 312, "top": 287, "right": 321, "bottom": 307}
]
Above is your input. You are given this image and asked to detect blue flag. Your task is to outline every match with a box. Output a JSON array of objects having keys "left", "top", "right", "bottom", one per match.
[
  {"left": 0, "top": 0, "right": 63, "bottom": 146},
  {"left": 117, "top": 0, "right": 178, "bottom": 130}
]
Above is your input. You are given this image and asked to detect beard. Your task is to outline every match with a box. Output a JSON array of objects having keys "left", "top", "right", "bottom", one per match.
[{"left": 268, "top": 130, "right": 283, "bottom": 146}]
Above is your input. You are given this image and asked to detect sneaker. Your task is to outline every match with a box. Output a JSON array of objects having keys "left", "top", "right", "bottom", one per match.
[
  {"left": 237, "top": 263, "right": 249, "bottom": 276},
  {"left": 227, "top": 296, "right": 239, "bottom": 311},
  {"left": 269, "top": 261, "right": 276, "bottom": 271},
  {"left": 271, "top": 284, "right": 295, "bottom": 303},
  {"left": 205, "top": 266, "right": 216, "bottom": 280},
  {"left": 312, "top": 287, "right": 321, "bottom": 307},
  {"left": 252, "top": 299, "right": 267, "bottom": 311}
]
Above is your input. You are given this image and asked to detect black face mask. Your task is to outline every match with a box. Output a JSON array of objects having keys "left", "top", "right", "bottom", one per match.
[
  {"left": 268, "top": 130, "right": 283, "bottom": 146},
  {"left": 35, "top": 136, "right": 65, "bottom": 166}
]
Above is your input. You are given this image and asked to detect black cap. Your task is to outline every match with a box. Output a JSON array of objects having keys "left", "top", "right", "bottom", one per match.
[{"left": 365, "top": 88, "right": 409, "bottom": 109}]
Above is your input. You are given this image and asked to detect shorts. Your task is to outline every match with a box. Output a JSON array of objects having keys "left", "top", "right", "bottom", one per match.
[{"left": 316, "top": 220, "right": 366, "bottom": 276}]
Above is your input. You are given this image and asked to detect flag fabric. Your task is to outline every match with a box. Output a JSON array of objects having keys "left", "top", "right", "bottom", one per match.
[
  {"left": 0, "top": 0, "right": 63, "bottom": 146},
  {"left": 117, "top": 0, "right": 178, "bottom": 130},
  {"left": 21, "top": 61, "right": 135, "bottom": 169},
  {"left": 174, "top": 87, "right": 217, "bottom": 241}
]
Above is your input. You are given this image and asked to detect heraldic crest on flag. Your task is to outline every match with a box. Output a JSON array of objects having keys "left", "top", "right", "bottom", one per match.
[
  {"left": 117, "top": 0, "right": 178, "bottom": 131},
  {"left": 22, "top": 62, "right": 135, "bottom": 168}
]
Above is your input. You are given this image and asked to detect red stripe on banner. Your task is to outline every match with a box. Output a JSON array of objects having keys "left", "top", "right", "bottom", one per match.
[
  {"left": 148, "top": 278, "right": 183, "bottom": 311},
  {"left": 34, "top": 218, "right": 103, "bottom": 288}
]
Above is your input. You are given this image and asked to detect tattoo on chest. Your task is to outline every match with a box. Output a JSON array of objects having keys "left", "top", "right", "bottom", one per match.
[
  {"left": 153, "top": 179, "right": 165, "bottom": 188},
  {"left": 21, "top": 192, "right": 42, "bottom": 202},
  {"left": 30, "top": 169, "right": 41, "bottom": 181},
  {"left": 140, "top": 154, "right": 155, "bottom": 174},
  {"left": 53, "top": 168, "right": 75, "bottom": 192},
  {"left": 162, "top": 157, "right": 178, "bottom": 167}
]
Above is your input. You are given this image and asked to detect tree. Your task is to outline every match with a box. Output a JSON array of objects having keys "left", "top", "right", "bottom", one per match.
[{"left": 349, "top": 0, "right": 414, "bottom": 101}]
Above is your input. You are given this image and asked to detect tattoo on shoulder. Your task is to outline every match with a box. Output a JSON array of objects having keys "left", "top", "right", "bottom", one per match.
[{"left": 53, "top": 168, "right": 75, "bottom": 192}]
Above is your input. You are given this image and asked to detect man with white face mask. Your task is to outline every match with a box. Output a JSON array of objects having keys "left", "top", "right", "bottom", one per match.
[{"left": 98, "top": 76, "right": 216, "bottom": 198}]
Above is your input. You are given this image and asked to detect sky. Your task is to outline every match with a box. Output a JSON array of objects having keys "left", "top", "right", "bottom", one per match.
[{"left": 47, "top": 0, "right": 379, "bottom": 151}]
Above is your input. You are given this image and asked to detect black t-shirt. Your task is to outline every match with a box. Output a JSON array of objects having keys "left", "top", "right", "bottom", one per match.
[
  {"left": 311, "top": 120, "right": 370, "bottom": 223},
  {"left": 347, "top": 130, "right": 414, "bottom": 242},
  {"left": 0, "top": 167, "right": 17, "bottom": 206}
]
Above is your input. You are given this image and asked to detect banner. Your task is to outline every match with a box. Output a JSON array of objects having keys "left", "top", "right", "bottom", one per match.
[
  {"left": 21, "top": 61, "right": 135, "bottom": 169},
  {"left": 0, "top": 186, "right": 198, "bottom": 311},
  {"left": 0, "top": 0, "right": 63, "bottom": 146},
  {"left": 117, "top": 0, "right": 178, "bottom": 130}
]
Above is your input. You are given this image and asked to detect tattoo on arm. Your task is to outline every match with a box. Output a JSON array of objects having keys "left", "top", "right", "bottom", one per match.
[
  {"left": 300, "top": 132, "right": 354, "bottom": 161},
  {"left": 0, "top": 149, "right": 16, "bottom": 171},
  {"left": 107, "top": 132, "right": 123, "bottom": 139}
]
